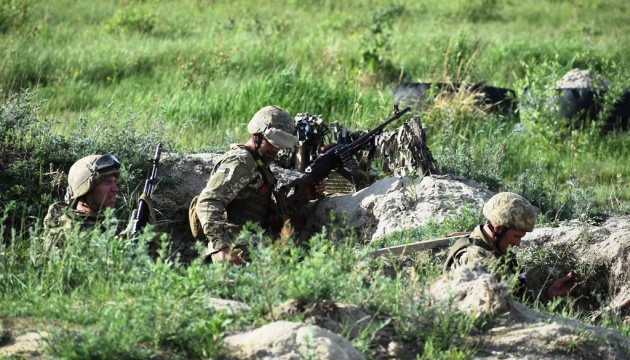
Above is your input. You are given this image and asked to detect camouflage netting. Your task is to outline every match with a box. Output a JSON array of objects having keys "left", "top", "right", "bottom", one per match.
[{"left": 375, "top": 115, "right": 438, "bottom": 177}]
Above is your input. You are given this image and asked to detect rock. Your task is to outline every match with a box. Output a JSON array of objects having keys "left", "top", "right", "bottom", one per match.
[
  {"left": 520, "top": 215, "right": 630, "bottom": 311},
  {"left": 205, "top": 297, "right": 251, "bottom": 315},
  {"left": 556, "top": 69, "right": 609, "bottom": 90},
  {"left": 152, "top": 152, "right": 222, "bottom": 261},
  {"left": 429, "top": 262, "right": 630, "bottom": 359},
  {"left": 314, "top": 174, "right": 494, "bottom": 242},
  {"left": 154, "top": 152, "right": 495, "bottom": 250},
  {"left": 429, "top": 262, "right": 512, "bottom": 318},
  {"left": 0, "top": 331, "right": 48, "bottom": 359},
  {"left": 272, "top": 298, "right": 383, "bottom": 340},
  {"left": 222, "top": 321, "right": 365, "bottom": 360}
]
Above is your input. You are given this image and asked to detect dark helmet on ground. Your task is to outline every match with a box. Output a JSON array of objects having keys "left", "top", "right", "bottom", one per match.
[
  {"left": 64, "top": 154, "right": 121, "bottom": 206},
  {"left": 482, "top": 192, "right": 537, "bottom": 232},
  {"left": 247, "top": 105, "right": 298, "bottom": 149}
]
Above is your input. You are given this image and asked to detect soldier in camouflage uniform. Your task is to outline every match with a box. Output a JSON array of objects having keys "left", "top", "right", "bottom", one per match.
[
  {"left": 196, "top": 106, "right": 325, "bottom": 264},
  {"left": 43, "top": 154, "right": 121, "bottom": 244},
  {"left": 443, "top": 192, "right": 578, "bottom": 301}
]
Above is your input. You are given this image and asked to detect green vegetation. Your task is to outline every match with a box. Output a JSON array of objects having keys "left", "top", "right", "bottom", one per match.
[
  {"left": 2, "top": 0, "right": 629, "bottom": 204},
  {"left": 1, "top": 0, "right": 630, "bottom": 358}
]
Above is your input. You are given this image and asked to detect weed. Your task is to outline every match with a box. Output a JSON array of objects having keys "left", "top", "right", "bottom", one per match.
[
  {"left": 432, "top": 109, "right": 507, "bottom": 190},
  {"left": 439, "top": 30, "right": 483, "bottom": 82},
  {"left": 103, "top": 6, "right": 156, "bottom": 34},
  {"left": 177, "top": 46, "right": 239, "bottom": 91},
  {"left": 0, "top": 0, "right": 29, "bottom": 34},
  {"left": 353, "top": 4, "right": 405, "bottom": 83},
  {"left": 457, "top": 0, "right": 504, "bottom": 23}
]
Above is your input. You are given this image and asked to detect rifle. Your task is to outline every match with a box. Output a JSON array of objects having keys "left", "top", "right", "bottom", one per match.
[
  {"left": 274, "top": 105, "right": 411, "bottom": 213},
  {"left": 370, "top": 232, "right": 469, "bottom": 257},
  {"left": 130, "top": 143, "right": 162, "bottom": 235}
]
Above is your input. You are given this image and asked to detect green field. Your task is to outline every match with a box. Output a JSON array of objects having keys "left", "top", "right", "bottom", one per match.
[
  {"left": 1, "top": 0, "right": 630, "bottom": 358},
  {"left": 2, "top": 0, "right": 629, "bottom": 205}
]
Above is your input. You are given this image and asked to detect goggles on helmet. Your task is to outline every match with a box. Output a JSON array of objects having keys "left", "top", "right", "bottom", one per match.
[{"left": 91, "top": 154, "right": 121, "bottom": 174}]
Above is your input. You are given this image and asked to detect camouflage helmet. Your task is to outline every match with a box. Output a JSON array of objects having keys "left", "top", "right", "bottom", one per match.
[
  {"left": 64, "top": 154, "right": 121, "bottom": 205},
  {"left": 482, "top": 192, "right": 537, "bottom": 232},
  {"left": 247, "top": 105, "right": 298, "bottom": 149}
]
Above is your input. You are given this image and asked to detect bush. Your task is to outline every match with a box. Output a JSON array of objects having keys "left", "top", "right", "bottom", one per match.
[
  {"left": 0, "top": 0, "right": 29, "bottom": 34},
  {"left": 103, "top": 6, "right": 156, "bottom": 34}
]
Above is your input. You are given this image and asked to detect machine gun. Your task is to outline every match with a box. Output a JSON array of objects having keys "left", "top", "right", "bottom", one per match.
[
  {"left": 274, "top": 105, "right": 411, "bottom": 213},
  {"left": 130, "top": 143, "right": 162, "bottom": 235}
]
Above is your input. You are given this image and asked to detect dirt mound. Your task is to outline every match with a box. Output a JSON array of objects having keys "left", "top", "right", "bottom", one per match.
[{"left": 520, "top": 216, "right": 630, "bottom": 313}]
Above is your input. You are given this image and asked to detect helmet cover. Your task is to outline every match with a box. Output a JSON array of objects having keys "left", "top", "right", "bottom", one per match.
[
  {"left": 482, "top": 192, "right": 537, "bottom": 232},
  {"left": 65, "top": 154, "right": 120, "bottom": 204},
  {"left": 247, "top": 106, "right": 298, "bottom": 149}
]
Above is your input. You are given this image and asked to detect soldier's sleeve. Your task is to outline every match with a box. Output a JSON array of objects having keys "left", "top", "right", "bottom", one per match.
[
  {"left": 42, "top": 202, "right": 73, "bottom": 248},
  {"left": 196, "top": 152, "right": 259, "bottom": 251},
  {"left": 450, "top": 246, "right": 494, "bottom": 270}
]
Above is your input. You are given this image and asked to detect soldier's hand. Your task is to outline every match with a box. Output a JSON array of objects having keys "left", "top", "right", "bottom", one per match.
[
  {"left": 298, "top": 180, "right": 326, "bottom": 201},
  {"left": 319, "top": 143, "right": 336, "bottom": 153},
  {"left": 314, "top": 179, "right": 326, "bottom": 197},
  {"left": 547, "top": 270, "right": 579, "bottom": 298},
  {"left": 214, "top": 247, "right": 243, "bottom": 265},
  {"left": 320, "top": 143, "right": 351, "bottom": 166}
]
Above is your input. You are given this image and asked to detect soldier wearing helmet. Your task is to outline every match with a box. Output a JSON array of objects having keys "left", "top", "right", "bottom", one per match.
[
  {"left": 444, "top": 192, "right": 578, "bottom": 301},
  {"left": 194, "top": 106, "right": 325, "bottom": 264},
  {"left": 43, "top": 154, "right": 121, "bottom": 241}
]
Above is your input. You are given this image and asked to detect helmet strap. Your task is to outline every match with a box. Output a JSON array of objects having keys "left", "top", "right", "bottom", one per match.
[
  {"left": 253, "top": 134, "right": 265, "bottom": 160},
  {"left": 77, "top": 194, "right": 100, "bottom": 213},
  {"left": 487, "top": 220, "right": 508, "bottom": 243},
  {"left": 253, "top": 134, "right": 262, "bottom": 149}
]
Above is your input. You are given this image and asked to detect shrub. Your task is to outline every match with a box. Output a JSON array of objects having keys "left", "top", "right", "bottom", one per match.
[
  {"left": 432, "top": 110, "right": 508, "bottom": 191},
  {"left": 103, "top": 6, "right": 156, "bottom": 34},
  {"left": 0, "top": 0, "right": 29, "bottom": 34}
]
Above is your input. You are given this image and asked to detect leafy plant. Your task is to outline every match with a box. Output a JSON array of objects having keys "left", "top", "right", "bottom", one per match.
[
  {"left": 353, "top": 4, "right": 405, "bottom": 82},
  {"left": 432, "top": 109, "right": 508, "bottom": 191},
  {"left": 103, "top": 6, "right": 156, "bottom": 34},
  {"left": 457, "top": 0, "right": 504, "bottom": 23},
  {"left": 0, "top": 0, "right": 29, "bottom": 34}
]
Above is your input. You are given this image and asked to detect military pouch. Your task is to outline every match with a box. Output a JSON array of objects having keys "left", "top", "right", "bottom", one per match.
[{"left": 189, "top": 195, "right": 206, "bottom": 240}]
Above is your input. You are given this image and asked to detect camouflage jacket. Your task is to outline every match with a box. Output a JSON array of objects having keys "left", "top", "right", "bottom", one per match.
[
  {"left": 196, "top": 145, "right": 280, "bottom": 254},
  {"left": 443, "top": 225, "right": 513, "bottom": 272},
  {"left": 42, "top": 201, "right": 116, "bottom": 247},
  {"left": 443, "top": 225, "right": 552, "bottom": 303}
]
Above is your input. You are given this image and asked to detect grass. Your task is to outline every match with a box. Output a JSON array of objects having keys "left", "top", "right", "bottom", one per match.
[{"left": 1, "top": 0, "right": 630, "bottom": 357}]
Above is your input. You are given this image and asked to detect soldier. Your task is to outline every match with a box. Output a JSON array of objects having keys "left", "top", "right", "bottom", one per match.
[
  {"left": 195, "top": 106, "right": 325, "bottom": 264},
  {"left": 43, "top": 154, "right": 121, "bottom": 243},
  {"left": 443, "top": 192, "right": 578, "bottom": 301}
]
